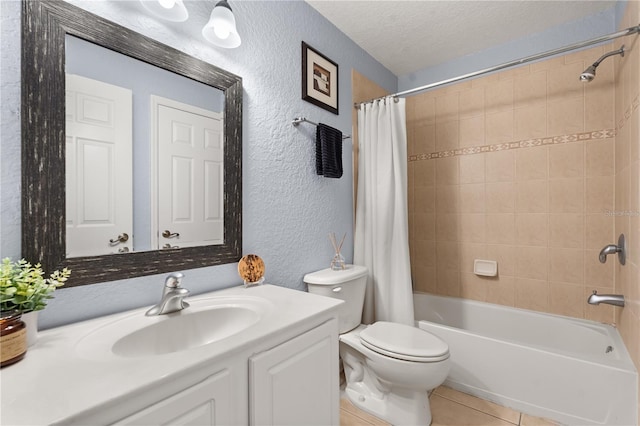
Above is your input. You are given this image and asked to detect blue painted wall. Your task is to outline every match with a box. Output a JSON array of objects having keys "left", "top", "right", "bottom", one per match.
[{"left": 0, "top": 0, "right": 396, "bottom": 329}]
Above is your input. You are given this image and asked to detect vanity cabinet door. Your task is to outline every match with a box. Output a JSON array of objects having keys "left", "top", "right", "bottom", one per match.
[
  {"left": 249, "top": 319, "right": 339, "bottom": 426},
  {"left": 113, "top": 369, "right": 233, "bottom": 426}
]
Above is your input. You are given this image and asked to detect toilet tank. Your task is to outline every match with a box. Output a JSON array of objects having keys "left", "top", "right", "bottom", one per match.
[{"left": 304, "top": 265, "right": 367, "bottom": 333}]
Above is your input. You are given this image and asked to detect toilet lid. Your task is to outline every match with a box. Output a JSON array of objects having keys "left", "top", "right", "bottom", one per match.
[{"left": 359, "top": 322, "right": 449, "bottom": 362}]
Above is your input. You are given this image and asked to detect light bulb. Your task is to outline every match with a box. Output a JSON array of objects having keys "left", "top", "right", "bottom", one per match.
[{"left": 214, "top": 26, "right": 231, "bottom": 39}]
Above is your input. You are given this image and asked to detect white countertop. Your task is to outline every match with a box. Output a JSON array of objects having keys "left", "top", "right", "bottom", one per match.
[{"left": 0, "top": 284, "right": 342, "bottom": 425}]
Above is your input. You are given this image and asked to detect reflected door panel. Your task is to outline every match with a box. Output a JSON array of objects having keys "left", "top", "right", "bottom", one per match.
[
  {"left": 153, "top": 96, "right": 224, "bottom": 249},
  {"left": 65, "top": 74, "right": 133, "bottom": 257}
]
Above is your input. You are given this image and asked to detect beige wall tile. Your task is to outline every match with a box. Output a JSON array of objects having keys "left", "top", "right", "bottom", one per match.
[
  {"left": 516, "top": 146, "right": 548, "bottom": 181},
  {"left": 586, "top": 139, "right": 615, "bottom": 177},
  {"left": 515, "top": 213, "right": 548, "bottom": 246},
  {"left": 460, "top": 272, "right": 488, "bottom": 301},
  {"left": 486, "top": 276, "right": 516, "bottom": 306},
  {"left": 585, "top": 213, "right": 614, "bottom": 250},
  {"left": 436, "top": 213, "right": 458, "bottom": 242},
  {"left": 486, "top": 110, "right": 514, "bottom": 143},
  {"left": 549, "top": 178, "right": 584, "bottom": 213},
  {"left": 459, "top": 154, "right": 486, "bottom": 184},
  {"left": 486, "top": 213, "right": 515, "bottom": 245},
  {"left": 486, "top": 244, "right": 516, "bottom": 276},
  {"left": 437, "top": 241, "right": 460, "bottom": 271},
  {"left": 412, "top": 265, "right": 437, "bottom": 294},
  {"left": 486, "top": 182, "right": 515, "bottom": 213},
  {"left": 549, "top": 143, "right": 584, "bottom": 179},
  {"left": 585, "top": 84, "right": 615, "bottom": 132},
  {"left": 436, "top": 157, "right": 459, "bottom": 185},
  {"left": 459, "top": 115, "right": 485, "bottom": 148},
  {"left": 515, "top": 70, "right": 547, "bottom": 107},
  {"left": 459, "top": 87, "right": 485, "bottom": 119},
  {"left": 515, "top": 277, "right": 549, "bottom": 311},
  {"left": 515, "top": 104, "right": 547, "bottom": 140},
  {"left": 436, "top": 93, "right": 459, "bottom": 122},
  {"left": 485, "top": 79, "right": 514, "bottom": 113},
  {"left": 486, "top": 150, "right": 516, "bottom": 182},
  {"left": 516, "top": 180, "right": 548, "bottom": 213},
  {"left": 516, "top": 246, "right": 548, "bottom": 280},
  {"left": 414, "top": 94, "right": 435, "bottom": 125},
  {"left": 436, "top": 267, "right": 460, "bottom": 297},
  {"left": 548, "top": 248, "right": 584, "bottom": 284},
  {"left": 549, "top": 282, "right": 584, "bottom": 318},
  {"left": 414, "top": 123, "right": 436, "bottom": 154},
  {"left": 413, "top": 239, "right": 437, "bottom": 268},
  {"left": 436, "top": 185, "right": 460, "bottom": 213},
  {"left": 459, "top": 184, "right": 486, "bottom": 213},
  {"left": 414, "top": 186, "right": 435, "bottom": 213},
  {"left": 549, "top": 213, "right": 585, "bottom": 248},
  {"left": 547, "top": 61, "right": 585, "bottom": 103},
  {"left": 548, "top": 97, "right": 585, "bottom": 135},
  {"left": 459, "top": 243, "right": 487, "bottom": 273},
  {"left": 414, "top": 160, "right": 436, "bottom": 186},
  {"left": 459, "top": 213, "right": 486, "bottom": 243},
  {"left": 436, "top": 121, "right": 459, "bottom": 152},
  {"left": 415, "top": 213, "right": 436, "bottom": 241},
  {"left": 585, "top": 176, "right": 614, "bottom": 213}
]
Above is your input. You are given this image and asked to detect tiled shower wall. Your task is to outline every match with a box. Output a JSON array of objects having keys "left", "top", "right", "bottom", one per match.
[
  {"left": 407, "top": 43, "right": 618, "bottom": 323},
  {"left": 614, "top": 0, "right": 640, "bottom": 419}
]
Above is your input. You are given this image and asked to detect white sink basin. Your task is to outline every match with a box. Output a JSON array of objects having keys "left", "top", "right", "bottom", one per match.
[{"left": 76, "top": 295, "right": 274, "bottom": 359}]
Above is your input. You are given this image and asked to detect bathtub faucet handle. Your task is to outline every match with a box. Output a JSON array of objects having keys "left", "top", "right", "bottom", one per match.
[{"left": 598, "top": 234, "right": 626, "bottom": 265}]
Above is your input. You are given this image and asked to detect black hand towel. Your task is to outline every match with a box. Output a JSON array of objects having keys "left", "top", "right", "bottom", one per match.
[{"left": 316, "top": 123, "right": 343, "bottom": 178}]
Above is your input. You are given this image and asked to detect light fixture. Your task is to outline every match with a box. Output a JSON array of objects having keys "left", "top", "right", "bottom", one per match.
[
  {"left": 202, "top": 0, "right": 241, "bottom": 48},
  {"left": 139, "top": 0, "right": 189, "bottom": 23}
]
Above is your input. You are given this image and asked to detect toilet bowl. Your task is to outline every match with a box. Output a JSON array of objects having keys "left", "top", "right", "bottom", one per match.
[{"left": 304, "top": 265, "right": 450, "bottom": 426}]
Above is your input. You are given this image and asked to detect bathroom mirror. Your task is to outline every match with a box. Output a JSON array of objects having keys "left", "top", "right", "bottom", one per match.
[{"left": 22, "top": 0, "right": 242, "bottom": 287}]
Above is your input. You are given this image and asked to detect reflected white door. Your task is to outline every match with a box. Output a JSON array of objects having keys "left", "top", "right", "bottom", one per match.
[
  {"left": 152, "top": 96, "right": 224, "bottom": 249},
  {"left": 65, "top": 74, "right": 133, "bottom": 257}
]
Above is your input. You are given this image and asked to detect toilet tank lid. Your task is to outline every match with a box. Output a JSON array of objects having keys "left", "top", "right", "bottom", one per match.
[{"left": 303, "top": 265, "right": 367, "bottom": 285}]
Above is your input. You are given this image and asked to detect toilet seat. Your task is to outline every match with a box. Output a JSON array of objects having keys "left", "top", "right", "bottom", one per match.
[{"left": 359, "top": 321, "right": 449, "bottom": 362}]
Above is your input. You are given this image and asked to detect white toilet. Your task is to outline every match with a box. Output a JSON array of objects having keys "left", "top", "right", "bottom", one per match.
[{"left": 304, "top": 265, "right": 450, "bottom": 426}]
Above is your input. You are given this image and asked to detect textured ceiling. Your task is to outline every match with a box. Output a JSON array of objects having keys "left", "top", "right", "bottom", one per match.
[{"left": 306, "top": 0, "right": 617, "bottom": 76}]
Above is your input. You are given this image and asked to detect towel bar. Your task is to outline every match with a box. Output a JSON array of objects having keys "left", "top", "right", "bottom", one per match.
[{"left": 292, "top": 117, "right": 351, "bottom": 140}]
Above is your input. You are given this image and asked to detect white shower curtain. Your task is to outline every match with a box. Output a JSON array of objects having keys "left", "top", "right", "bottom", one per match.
[{"left": 354, "top": 97, "right": 414, "bottom": 326}]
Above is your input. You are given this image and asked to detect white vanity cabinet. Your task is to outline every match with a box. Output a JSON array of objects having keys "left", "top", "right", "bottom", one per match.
[
  {"left": 0, "top": 285, "right": 342, "bottom": 426},
  {"left": 250, "top": 319, "right": 339, "bottom": 425},
  {"left": 114, "top": 369, "right": 233, "bottom": 426}
]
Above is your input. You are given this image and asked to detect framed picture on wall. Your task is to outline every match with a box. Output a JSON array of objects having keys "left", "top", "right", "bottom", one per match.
[{"left": 302, "top": 42, "right": 338, "bottom": 115}]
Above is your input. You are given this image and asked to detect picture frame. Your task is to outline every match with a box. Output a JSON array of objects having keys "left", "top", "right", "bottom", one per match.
[{"left": 302, "top": 41, "right": 338, "bottom": 115}]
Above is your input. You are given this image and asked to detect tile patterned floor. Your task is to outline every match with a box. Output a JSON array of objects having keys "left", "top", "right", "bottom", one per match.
[{"left": 340, "top": 386, "right": 559, "bottom": 426}]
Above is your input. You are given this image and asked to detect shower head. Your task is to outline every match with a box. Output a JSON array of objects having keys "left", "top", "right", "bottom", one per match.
[
  {"left": 579, "top": 45, "right": 625, "bottom": 82},
  {"left": 579, "top": 65, "right": 597, "bottom": 82}
]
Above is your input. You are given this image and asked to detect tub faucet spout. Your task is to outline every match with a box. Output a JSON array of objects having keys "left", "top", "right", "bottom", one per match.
[{"left": 588, "top": 290, "right": 625, "bottom": 307}]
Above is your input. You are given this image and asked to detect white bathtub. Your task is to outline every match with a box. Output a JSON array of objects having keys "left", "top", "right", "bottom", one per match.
[{"left": 414, "top": 292, "right": 637, "bottom": 426}]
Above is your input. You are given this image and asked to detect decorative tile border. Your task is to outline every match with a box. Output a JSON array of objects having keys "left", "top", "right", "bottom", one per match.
[
  {"left": 408, "top": 129, "right": 615, "bottom": 162},
  {"left": 409, "top": 94, "right": 639, "bottom": 163}
]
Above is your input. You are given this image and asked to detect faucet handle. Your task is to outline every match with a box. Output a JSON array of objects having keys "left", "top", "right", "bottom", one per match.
[{"left": 165, "top": 272, "right": 184, "bottom": 288}]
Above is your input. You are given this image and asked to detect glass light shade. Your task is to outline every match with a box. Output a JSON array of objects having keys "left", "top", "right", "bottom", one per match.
[
  {"left": 139, "top": 0, "right": 189, "bottom": 22},
  {"left": 202, "top": 1, "right": 241, "bottom": 48}
]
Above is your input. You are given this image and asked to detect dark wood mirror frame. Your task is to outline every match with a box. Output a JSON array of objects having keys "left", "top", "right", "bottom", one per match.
[{"left": 21, "top": 0, "right": 242, "bottom": 287}]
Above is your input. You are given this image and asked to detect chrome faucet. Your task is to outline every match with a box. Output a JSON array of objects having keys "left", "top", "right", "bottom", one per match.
[
  {"left": 145, "top": 272, "right": 190, "bottom": 316},
  {"left": 588, "top": 290, "right": 625, "bottom": 307}
]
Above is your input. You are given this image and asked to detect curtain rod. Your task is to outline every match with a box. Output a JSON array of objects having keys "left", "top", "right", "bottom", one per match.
[{"left": 355, "top": 24, "right": 640, "bottom": 108}]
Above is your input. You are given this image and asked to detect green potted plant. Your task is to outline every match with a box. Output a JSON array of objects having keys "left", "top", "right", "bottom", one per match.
[{"left": 0, "top": 258, "right": 70, "bottom": 346}]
